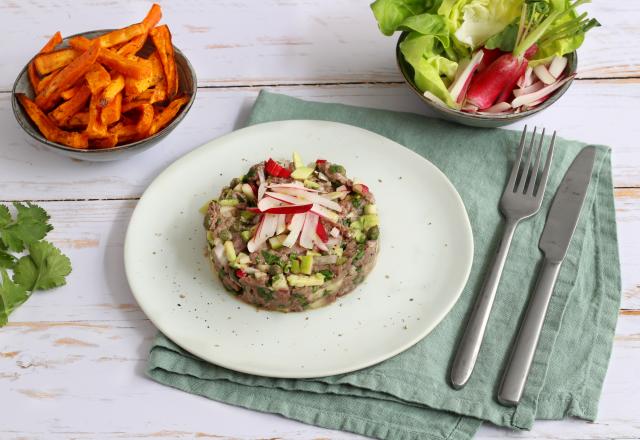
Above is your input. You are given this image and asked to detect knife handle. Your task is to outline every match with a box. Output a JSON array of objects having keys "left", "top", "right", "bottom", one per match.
[{"left": 498, "top": 258, "right": 561, "bottom": 406}]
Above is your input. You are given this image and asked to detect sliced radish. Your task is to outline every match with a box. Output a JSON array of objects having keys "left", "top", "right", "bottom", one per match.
[
  {"left": 316, "top": 221, "right": 329, "bottom": 242},
  {"left": 310, "top": 204, "right": 339, "bottom": 223},
  {"left": 263, "top": 204, "right": 313, "bottom": 215},
  {"left": 517, "top": 66, "right": 533, "bottom": 88},
  {"left": 461, "top": 103, "right": 478, "bottom": 113},
  {"left": 422, "top": 90, "right": 448, "bottom": 108},
  {"left": 511, "top": 74, "right": 575, "bottom": 108},
  {"left": 484, "top": 102, "right": 512, "bottom": 113},
  {"left": 336, "top": 185, "right": 347, "bottom": 192},
  {"left": 270, "top": 187, "right": 342, "bottom": 212},
  {"left": 330, "top": 227, "right": 340, "bottom": 238},
  {"left": 299, "top": 213, "right": 318, "bottom": 249},
  {"left": 257, "top": 167, "right": 266, "bottom": 201},
  {"left": 276, "top": 214, "right": 287, "bottom": 235},
  {"left": 448, "top": 50, "right": 483, "bottom": 104},
  {"left": 548, "top": 56, "right": 568, "bottom": 79},
  {"left": 533, "top": 64, "right": 556, "bottom": 85},
  {"left": 283, "top": 213, "right": 305, "bottom": 248},
  {"left": 213, "top": 243, "right": 226, "bottom": 265},
  {"left": 314, "top": 235, "right": 329, "bottom": 252},
  {"left": 257, "top": 196, "right": 287, "bottom": 211},
  {"left": 247, "top": 215, "right": 266, "bottom": 253},
  {"left": 258, "top": 214, "right": 278, "bottom": 242},
  {"left": 267, "top": 183, "right": 320, "bottom": 192},
  {"left": 264, "top": 191, "right": 308, "bottom": 206},
  {"left": 326, "top": 191, "right": 348, "bottom": 200},
  {"left": 513, "top": 81, "right": 544, "bottom": 97}
]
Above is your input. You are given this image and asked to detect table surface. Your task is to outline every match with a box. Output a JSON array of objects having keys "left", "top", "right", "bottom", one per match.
[{"left": 1, "top": 1, "right": 638, "bottom": 439}]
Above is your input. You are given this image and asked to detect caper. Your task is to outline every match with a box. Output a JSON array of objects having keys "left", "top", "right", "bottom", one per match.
[
  {"left": 367, "top": 226, "right": 380, "bottom": 240},
  {"left": 219, "top": 230, "right": 232, "bottom": 241}
]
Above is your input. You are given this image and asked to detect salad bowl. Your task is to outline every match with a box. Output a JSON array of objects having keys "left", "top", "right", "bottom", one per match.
[{"left": 396, "top": 33, "right": 578, "bottom": 129}]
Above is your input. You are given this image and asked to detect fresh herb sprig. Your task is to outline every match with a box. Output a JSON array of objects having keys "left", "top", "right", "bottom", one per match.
[{"left": 0, "top": 202, "right": 71, "bottom": 326}]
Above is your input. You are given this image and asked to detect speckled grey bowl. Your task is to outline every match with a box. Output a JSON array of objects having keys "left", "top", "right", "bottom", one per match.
[
  {"left": 396, "top": 31, "right": 577, "bottom": 128},
  {"left": 11, "top": 29, "right": 197, "bottom": 161}
]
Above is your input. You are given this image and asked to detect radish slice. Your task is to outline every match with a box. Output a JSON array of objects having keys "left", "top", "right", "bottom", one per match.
[
  {"left": 548, "top": 56, "right": 568, "bottom": 79},
  {"left": 267, "top": 183, "right": 320, "bottom": 192},
  {"left": 511, "top": 74, "right": 575, "bottom": 108},
  {"left": 257, "top": 196, "right": 287, "bottom": 211},
  {"left": 461, "top": 103, "right": 478, "bottom": 113},
  {"left": 336, "top": 185, "right": 347, "bottom": 192},
  {"left": 257, "top": 167, "right": 266, "bottom": 200},
  {"left": 484, "top": 102, "right": 511, "bottom": 113},
  {"left": 264, "top": 191, "right": 308, "bottom": 206},
  {"left": 517, "top": 66, "right": 533, "bottom": 88},
  {"left": 270, "top": 187, "right": 342, "bottom": 212},
  {"left": 213, "top": 243, "right": 226, "bottom": 265},
  {"left": 276, "top": 214, "right": 286, "bottom": 235},
  {"left": 533, "top": 64, "right": 556, "bottom": 85},
  {"left": 326, "top": 191, "right": 349, "bottom": 200},
  {"left": 299, "top": 213, "right": 318, "bottom": 249},
  {"left": 513, "top": 81, "right": 544, "bottom": 97},
  {"left": 422, "top": 90, "right": 448, "bottom": 108},
  {"left": 258, "top": 214, "right": 278, "bottom": 243},
  {"left": 310, "top": 204, "right": 339, "bottom": 223},
  {"left": 330, "top": 227, "right": 340, "bottom": 238},
  {"left": 283, "top": 213, "right": 305, "bottom": 248},
  {"left": 263, "top": 204, "right": 313, "bottom": 215},
  {"left": 314, "top": 235, "right": 329, "bottom": 252},
  {"left": 247, "top": 215, "right": 266, "bottom": 253},
  {"left": 448, "top": 50, "right": 483, "bottom": 103}
]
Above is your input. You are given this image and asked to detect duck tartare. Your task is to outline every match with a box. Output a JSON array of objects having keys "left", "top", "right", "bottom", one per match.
[{"left": 202, "top": 152, "right": 379, "bottom": 312}]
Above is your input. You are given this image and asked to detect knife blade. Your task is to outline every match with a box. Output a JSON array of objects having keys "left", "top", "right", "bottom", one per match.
[
  {"left": 498, "top": 146, "right": 596, "bottom": 406},
  {"left": 539, "top": 146, "right": 597, "bottom": 262}
]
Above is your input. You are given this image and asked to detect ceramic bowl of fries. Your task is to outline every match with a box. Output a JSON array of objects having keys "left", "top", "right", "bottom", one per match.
[{"left": 11, "top": 4, "right": 196, "bottom": 161}]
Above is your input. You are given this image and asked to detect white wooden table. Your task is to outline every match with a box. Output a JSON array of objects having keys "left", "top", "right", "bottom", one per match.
[{"left": 1, "top": 1, "right": 638, "bottom": 439}]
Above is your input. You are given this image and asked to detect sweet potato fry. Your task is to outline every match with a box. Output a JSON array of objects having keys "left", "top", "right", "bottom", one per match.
[
  {"left": 91, "top": 132, "right": 119, "bottom": 149},
  {"left": 94, "top": 3, "right": 161, "bottom": 48},
  {"left": 60, "top": 111, "right": 89, "bottom": 129},
  {"left": 17, "top": 94, "right": 88, "bottom": 149},
  {"left": 35, "top": 40, "right": 100, "bottom": 111},
  {"left": 85, "top": 63, "right": 111, "bottom": 94},
  {"left": 149, "top": 25, "right": 178, "bottom": 98},
  {"left": 136, "top": 103, "right": 155, "bottom": 136},
  {"left": 60, "top": 84, "right": 84, "bottom": 100},
  {"left": 35, "top": 70, "right": 59, "bottom": 94},
  {"left": 111, "top": 122, "right": 139, "bottom": 143},
  {"left": 34, "top": 48, "right": 79, "bottom": 76},
  {"left": 70, "top": 36, "right": 152, "bottom": 80},
  {"left": 49, "top": 85, "right": 91, "bottom": 125},
  {"left": 86, "top": 92, "right": 108, "bottom": 138},
  {"left": 99, "top": 74, "right": 125, "bottom": 107},
  {"left": 124, "top": 52, "right": 164, "bottom": 98},
  {"left": 149, "top": 80, "right": 167, "bottom": 104},
  {"left": 28, "top": 31, "right": 63, "bottom": 90},
  {"left": 116, "top": 34, "right": 146, "bottom": 58},
  {"left": 148, "top": 96, "right": 188, "bottom": 135},
  {"left": 101, "top": 92, "right": 122, "bottom": 126},
  {"left": 121, "top": 100, "right": 148, "bottom": 113}
]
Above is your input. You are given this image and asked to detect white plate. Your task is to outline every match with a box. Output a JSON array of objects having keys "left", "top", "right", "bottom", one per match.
[{"left": 125, "top": 120, "right": 473, "bottom": 378}]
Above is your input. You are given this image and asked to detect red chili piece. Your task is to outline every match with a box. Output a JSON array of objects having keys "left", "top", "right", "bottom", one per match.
[
  {"left": 265, "top": 158, "right": 291, "bottom": 178},
  {"left": 316, "top": 159, "right": 327, "bottom": 165},
  {"left": 235, "top": 269, "right": 247, "bottom": 278}
]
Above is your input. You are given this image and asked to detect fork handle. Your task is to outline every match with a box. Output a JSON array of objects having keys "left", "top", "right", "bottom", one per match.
[
  {"left": 498, "top": 258, "right": 561, "bottom": 406},
  {"left": 451, "top": 219, "right": 519, "bottom": 389}
]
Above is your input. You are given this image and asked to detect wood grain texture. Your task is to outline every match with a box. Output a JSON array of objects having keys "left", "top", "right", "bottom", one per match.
[
  {"left": 0, "top": 0, "right": 638, "bottom": 92},
  {"left": 2, "top": 80, "right": 640, "bottom": 203}
]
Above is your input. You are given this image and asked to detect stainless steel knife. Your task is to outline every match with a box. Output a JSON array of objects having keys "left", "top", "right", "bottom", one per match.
[{"left": 497, "top": 146, "right": 597, "bottom": 406}]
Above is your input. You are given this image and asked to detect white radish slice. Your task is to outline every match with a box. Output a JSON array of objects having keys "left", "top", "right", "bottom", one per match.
[
  {"left": 330, "top": 227, "right": 340, "bottom": 238},
  {"left": 257, "top": 167, "right": 266, "bottom": 200},
  {"left": 258, "top": 214, "right": 278, "bottom": 243},
  {"left": 270, "top": 187, "right": 342, "bottom": 212},
  {"left": 484, "top": 102, "right": 512, "bottom": 113},
  {"left": 257, "top": 195, "right": 288, "bottom": 211},
  {"left": 326, "top": 191, "right": 348, "bottom": 200},
  {"left": 314, "top": 235, "right": 329, "bottom": 252},
  {"left": 283, "top": 213, "right": 305, "bottom": 248},
  {"left": 299, "top": 213, "right": 318, "bottom": 249},
  {"left": 461, "top": 103, "right": 478, "bottom": 113},
  {"left": 213, "top": 243, "right": 226, "bottom": 265},
  {"left": 336, "top": 185, "right": 347, "bottom": 192},
  {"left": 517, "top": 66, "right": 533, "bottom": 88},
  {"left": 267, "top": 183, "right": 320, "bottom": 192},
  {"left": 326, "top": 237, "right": 341, "bottom": 248},
  {"left": 310, "top": 204, "right": 339, "bottom": 223},
  {"left": 548, "top": 56, "right": 568, "bottom": 79},
  {"left": 533, "top": 64, "right": 556, "bottom": 85},
  {"left": 511, "top": 74, "right": 575, "bottom": 108},
  {"left": 247, "top": 215, "right": 266, "bottom": 253},
  {"left": 276, "top": 214, "right": 287, "bottom": 235},
  {"left": 448, "top": 50, "right": 483, "bottom": 103},
  {"left": 264, "top": 191, "right": 308, "bottom": 206},
  {"left": 513, "top": 81, "right": 544, "bottom": 97},
  {"left": 423, "top": 90, "right": 448, "bottom": 108}
]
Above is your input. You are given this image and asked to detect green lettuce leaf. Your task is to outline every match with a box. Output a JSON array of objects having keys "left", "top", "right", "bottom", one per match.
[
  {"left": 398, "top": 13, "right": 450, "bottom": 46},
  {"left": 448, "top": 0, "right": 523, "bottom": 49},
  {"left": 371, "top": 0, "right": 427, "bottom": 35},
  {"left": 485, "top": 22, "right": 518, "bottom": 51}
]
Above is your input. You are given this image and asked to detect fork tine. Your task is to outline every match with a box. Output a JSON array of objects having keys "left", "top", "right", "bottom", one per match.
[
  {"left": 525, "top": 127, "right": 546, "bottom": 194},
  {"left": 516, "top": 126, "right": 537, "bottom": 193},
  {"left": 507, "top": 125, "right": 528, "bottom": 191},
  {"left": 534, "top": 131, "right": 556, "bottom": 198}
]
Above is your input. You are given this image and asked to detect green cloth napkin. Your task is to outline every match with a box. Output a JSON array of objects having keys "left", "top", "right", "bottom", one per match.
[{"left": 147, "top": 91, "right": 621, "bottom": 440}]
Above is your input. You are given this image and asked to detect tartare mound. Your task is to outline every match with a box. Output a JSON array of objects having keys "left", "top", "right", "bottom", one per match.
[{"left": 203, "top": 153, "right": 379, "bottom": 312}]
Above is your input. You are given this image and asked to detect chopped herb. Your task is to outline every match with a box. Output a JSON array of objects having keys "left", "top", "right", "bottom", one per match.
[
  {"left": 293, "top": 293, "right": 309, "bottom": 307},
  {"left": 257, "top": 287, "right": 274, "bottom": 301},
  {"left": 261, "top": 251, "right": 281, "bottom": 266},
  {"left": 354, "top": 244, "right": 366, "bottom": 261},
  {"left": 319, "top": 269, "right": 334, "bottom": 280},
  {"left": 289, "top": 252, "right": 298, "bottom": 261},
  {"left": 329, "top": 164, "right": 346, "bottom": 175},
  {"left": 351, "top": 196, "right": 362, "bottom": 208}
]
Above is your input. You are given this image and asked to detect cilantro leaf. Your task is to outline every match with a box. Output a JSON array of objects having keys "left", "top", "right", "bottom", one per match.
[
  {"left": 0, "top": 202, "right": 52, "bottom": 252},
  {"left": 0, "top": 250, "right": 16, "bottom": 269},
  {"left": 0, "top": 270, "right": 29, "bottom": 326},
  {"left": 13, "top": 241, "right": 71, "bottom": 291}
]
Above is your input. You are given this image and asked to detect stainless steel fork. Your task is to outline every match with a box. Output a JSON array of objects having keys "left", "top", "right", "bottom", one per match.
[{"left": 450, "top": 126, "right": 556, "bottom": 389}]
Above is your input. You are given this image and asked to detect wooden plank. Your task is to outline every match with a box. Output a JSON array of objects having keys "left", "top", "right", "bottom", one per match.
[
  {"left": 1, "top": 196, "right": 637, "bottom": 325},
  {"left": 0, "top": 315, "right": 638, "bottom": 439},
  {"left": 2, "top": 80, "right": 640, "bottom": 203},
  {"left": 0, "top": 0, "right": 638, "bottom": 92}
]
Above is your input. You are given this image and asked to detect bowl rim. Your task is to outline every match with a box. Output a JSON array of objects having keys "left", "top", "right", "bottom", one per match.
[
  {"left": 11, "top": 28, "right": 197, "bottom": 154},
  {"left": 395, "top": 31, "right": 577, "bottom": 121}
]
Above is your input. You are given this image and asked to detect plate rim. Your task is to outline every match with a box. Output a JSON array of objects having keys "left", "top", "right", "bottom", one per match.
[{"left": 125, "top": 119, "right": 474, "bottom": 378}]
